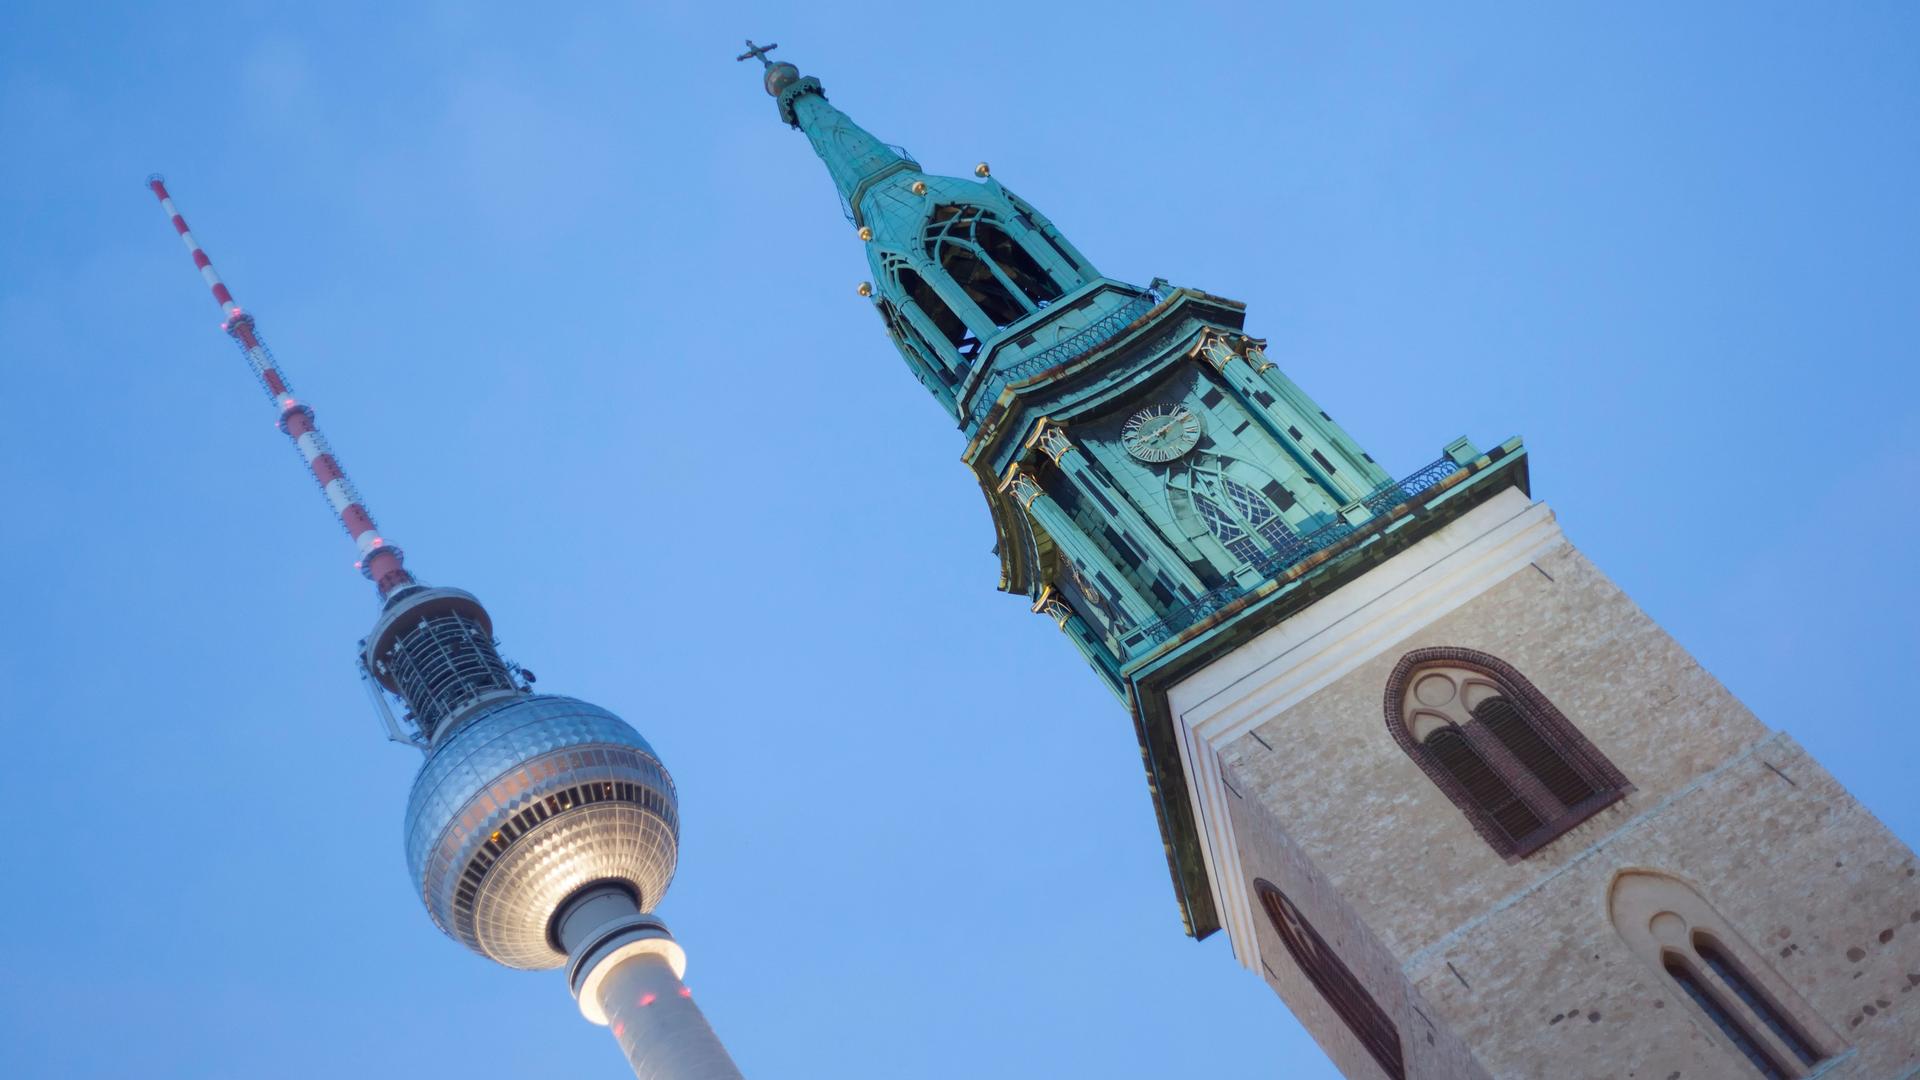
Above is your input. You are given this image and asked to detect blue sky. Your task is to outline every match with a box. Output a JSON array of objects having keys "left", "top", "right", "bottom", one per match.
[{"left": 1, "top": 3, "right": 1915, "bottom": 1078}]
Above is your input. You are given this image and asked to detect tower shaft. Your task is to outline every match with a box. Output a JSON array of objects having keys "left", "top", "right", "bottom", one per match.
[
  {"left": 558, "top": 889, "right": 745, "bottom": 1080},
  {"left": 597, "top": 957, "right": 742, "bottom": 1080}
]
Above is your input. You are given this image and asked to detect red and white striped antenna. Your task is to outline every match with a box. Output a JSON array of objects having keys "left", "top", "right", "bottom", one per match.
[{"left": 148, "top": 175, "right": 414, "bottom": 599}]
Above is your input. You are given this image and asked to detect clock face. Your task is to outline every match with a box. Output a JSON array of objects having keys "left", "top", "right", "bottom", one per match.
[{"left": 1121, "top": 403, "right": 1204, "bottom": 462}]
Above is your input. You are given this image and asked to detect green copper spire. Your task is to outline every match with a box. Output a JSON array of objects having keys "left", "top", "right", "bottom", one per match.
[
  {"left": 746, "top": 50, "right": 1529, "bottom": 941},
  {"left": 746, "top": 47, "right": 1113, "bottom": 426},
  {"left": 740, "top": 41, "right": 918, "bottom": 219}
]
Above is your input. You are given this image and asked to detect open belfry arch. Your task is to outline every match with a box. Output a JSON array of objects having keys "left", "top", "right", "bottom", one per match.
[{"left": 741, "top": 43, "right": 1920, "bottom": 1078}]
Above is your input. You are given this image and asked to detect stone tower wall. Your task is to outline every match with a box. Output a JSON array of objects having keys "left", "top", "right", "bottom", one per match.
[{"left": 1170, "top": 487, "right": 1919, "bottom": 1077}]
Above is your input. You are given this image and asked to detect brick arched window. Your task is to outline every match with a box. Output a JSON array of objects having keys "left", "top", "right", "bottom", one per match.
[
  {"left": 1384, "top": 647, "right": 1629, "bottom": 859},
  {"left": 1255, "top": 879, "right": 1404, "bottom": 1080},
  {"left": 1611, "top": 871, "right": 1834, "bottom": 1076}
]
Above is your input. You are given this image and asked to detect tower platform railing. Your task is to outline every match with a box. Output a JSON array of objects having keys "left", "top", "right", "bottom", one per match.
[
  {"left": 964, "top": 287, "right": 1164, "bottom": 429},
  {"left": 1134, "top": 455, "right": 1462, "bottom": 647}
]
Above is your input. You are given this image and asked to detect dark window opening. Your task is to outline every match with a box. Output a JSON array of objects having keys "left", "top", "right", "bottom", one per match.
[
  {"left": 1386, "top": 648, "right": 1632, "bottom": 860},
  {"left": 1199, "top": 386, "right": 1225, "bottom": 409},
  {"left": 1256, "top": 880, "right": 1405, "bottom": 1080},
  {"left": 1665, "top": 955, "right": 1790, "bottom": 1079},
  {"left": 1252, "top": 389, "right": 1276, "bottom": 407},
  {"left": 1311, "top": 449, "right": 1337, "bottom": 474},
  {"left": 925, "top": 204, "right": 1066, "bottom": 330},
  {"left": 1261, "top": 480, "right": 1297, "bottom": 512},
  {"left": 976, "top": 220, "right": 1062, "bottom": 305},
  {"left": 878, "top": 299, "right": 957, "bottom": 385},
  {"left": 937, "top": 243, "right": 1027, "bottom": 327},
  {"left": 1475, "top": 697, "right": 1594, "bottom": 807},
  {"left": 1426, "top": 727, "right": 1542, "bottom": 843},
  {"left": 1695, "top": 936, "right": 1823, "bottom": 1068},
  {"left": 1287, "top": 425, "right": 1304, "bottom": 440},
  {"left": 895, "top": 267, "right": 980, "bottom": 363}
]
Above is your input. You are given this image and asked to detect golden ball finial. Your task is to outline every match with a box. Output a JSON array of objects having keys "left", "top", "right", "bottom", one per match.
[
  {"left": 910, "top": 180, "right": 928, "bottom": 196},
  {"left": 857, "top": 226, "right": 873, "bottom": 241},
  {"left": 974, "top": 162, "right": 991, "bottom": 178},
  {"left": 857, "top": 281, "right": 873, "bottom": 297}
]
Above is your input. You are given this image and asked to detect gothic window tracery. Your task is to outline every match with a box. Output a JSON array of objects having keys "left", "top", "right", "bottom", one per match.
[
  {"left": 1384, "top": 647, "right": 1629, "bottom": 858},
  {"left": 1169, "top": 455, "right": 1302, "bottom": 567},
  {"left": 923, "top": 204, "right": 1064, "bottom": 329},
  {"left": 1254, "top": 879, "right": 1405, "bottom": 1080},
  {"left": 1610, "top": 872, "right": 1832, "bottom": 1077}
]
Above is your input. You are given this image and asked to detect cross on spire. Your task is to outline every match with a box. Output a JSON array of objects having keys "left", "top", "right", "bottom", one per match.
[{"left": 736, "top": 39, "right": 778, "bottom": 66}]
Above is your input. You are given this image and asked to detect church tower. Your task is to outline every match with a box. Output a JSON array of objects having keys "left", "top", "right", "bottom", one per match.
[{"left": 743, "top": 46, "right": 1920, "bottom": 1078}]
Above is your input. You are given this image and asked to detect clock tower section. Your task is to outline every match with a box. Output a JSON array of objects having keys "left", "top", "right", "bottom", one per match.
[{"left": 745, "top": 46, "right": 1920, "bottom": 1080}]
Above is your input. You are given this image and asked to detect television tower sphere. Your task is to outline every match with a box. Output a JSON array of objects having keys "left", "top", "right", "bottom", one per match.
[
  {"left": 355, "top": 585, "right": 681, "bottom": 970},
  {"left": 403, "top": 693, "right": 680, "bottom": 969}
]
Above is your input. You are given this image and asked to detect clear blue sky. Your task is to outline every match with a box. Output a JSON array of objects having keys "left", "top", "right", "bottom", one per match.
[{"left": 1, "top": 4, "right": 1915, "bottom": 1078}]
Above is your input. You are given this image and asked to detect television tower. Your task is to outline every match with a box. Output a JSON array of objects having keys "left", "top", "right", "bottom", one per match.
[{"left": 148, "top": 176, "right": 745, "bottom": 1080}]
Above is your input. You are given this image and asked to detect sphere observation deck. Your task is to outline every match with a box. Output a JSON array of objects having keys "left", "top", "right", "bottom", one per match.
[{"left": 367, "top": 587, "right": 680, "bottom": 971}]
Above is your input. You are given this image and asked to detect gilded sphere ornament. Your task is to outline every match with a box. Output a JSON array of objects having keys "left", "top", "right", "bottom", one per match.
[{"left": 763, "top": 61, "right": 801, "bottom": 96}]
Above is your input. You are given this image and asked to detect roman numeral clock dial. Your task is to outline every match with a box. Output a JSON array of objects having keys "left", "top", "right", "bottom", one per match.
[{"left": 1121, "top": 403, "right": 1204, "bottom": 463}]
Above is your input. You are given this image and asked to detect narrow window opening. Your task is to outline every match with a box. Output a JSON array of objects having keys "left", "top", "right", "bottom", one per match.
[
  {"left": 1426, "top": 726, "right": 1542, "bottom": 843},
  {"left": 878, "top": 299, "right": 958, "bottom": 385},
  {"left": 1695, "top": 936, "right": 1822, "bottom": 1068},
  {"left": 1256, "top": 880, "right": 1404, "bottom": 1080},
  {"left": 937, "top": 243, "right": 1027, "bottom": 326},
  {"left": 1664, "top": 954, "right": 1789, "bottom": 1079},
  {"left": 975, "top": 219, "right": 1062, "bottom": 305},
  {"left": 895, "top": 267, "right": 980, "bottom": 363},
  {"left": 1475, "top": 697, "right": 1596, "bottom": 807}
]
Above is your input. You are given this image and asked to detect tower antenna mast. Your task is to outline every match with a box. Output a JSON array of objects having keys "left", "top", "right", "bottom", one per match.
[{"left": 146, "top": 174, "right": 412, "bottom": 599}]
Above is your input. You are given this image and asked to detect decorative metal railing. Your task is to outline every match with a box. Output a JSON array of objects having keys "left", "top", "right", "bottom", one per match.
[
  {"left": 1134, "top": 455, "right": 1462, "bottom": 647},
  {"left": 964, "top": 289, "right": 1163, "bottom": 428}
]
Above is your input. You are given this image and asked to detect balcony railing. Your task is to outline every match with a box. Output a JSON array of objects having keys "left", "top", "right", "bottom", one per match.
[
  {"left": 965, "top": 289, "right": 1163, "bottom": 428},
  {"left": 1134, "top": 455, "right": 1462, "bottom": 647}
]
